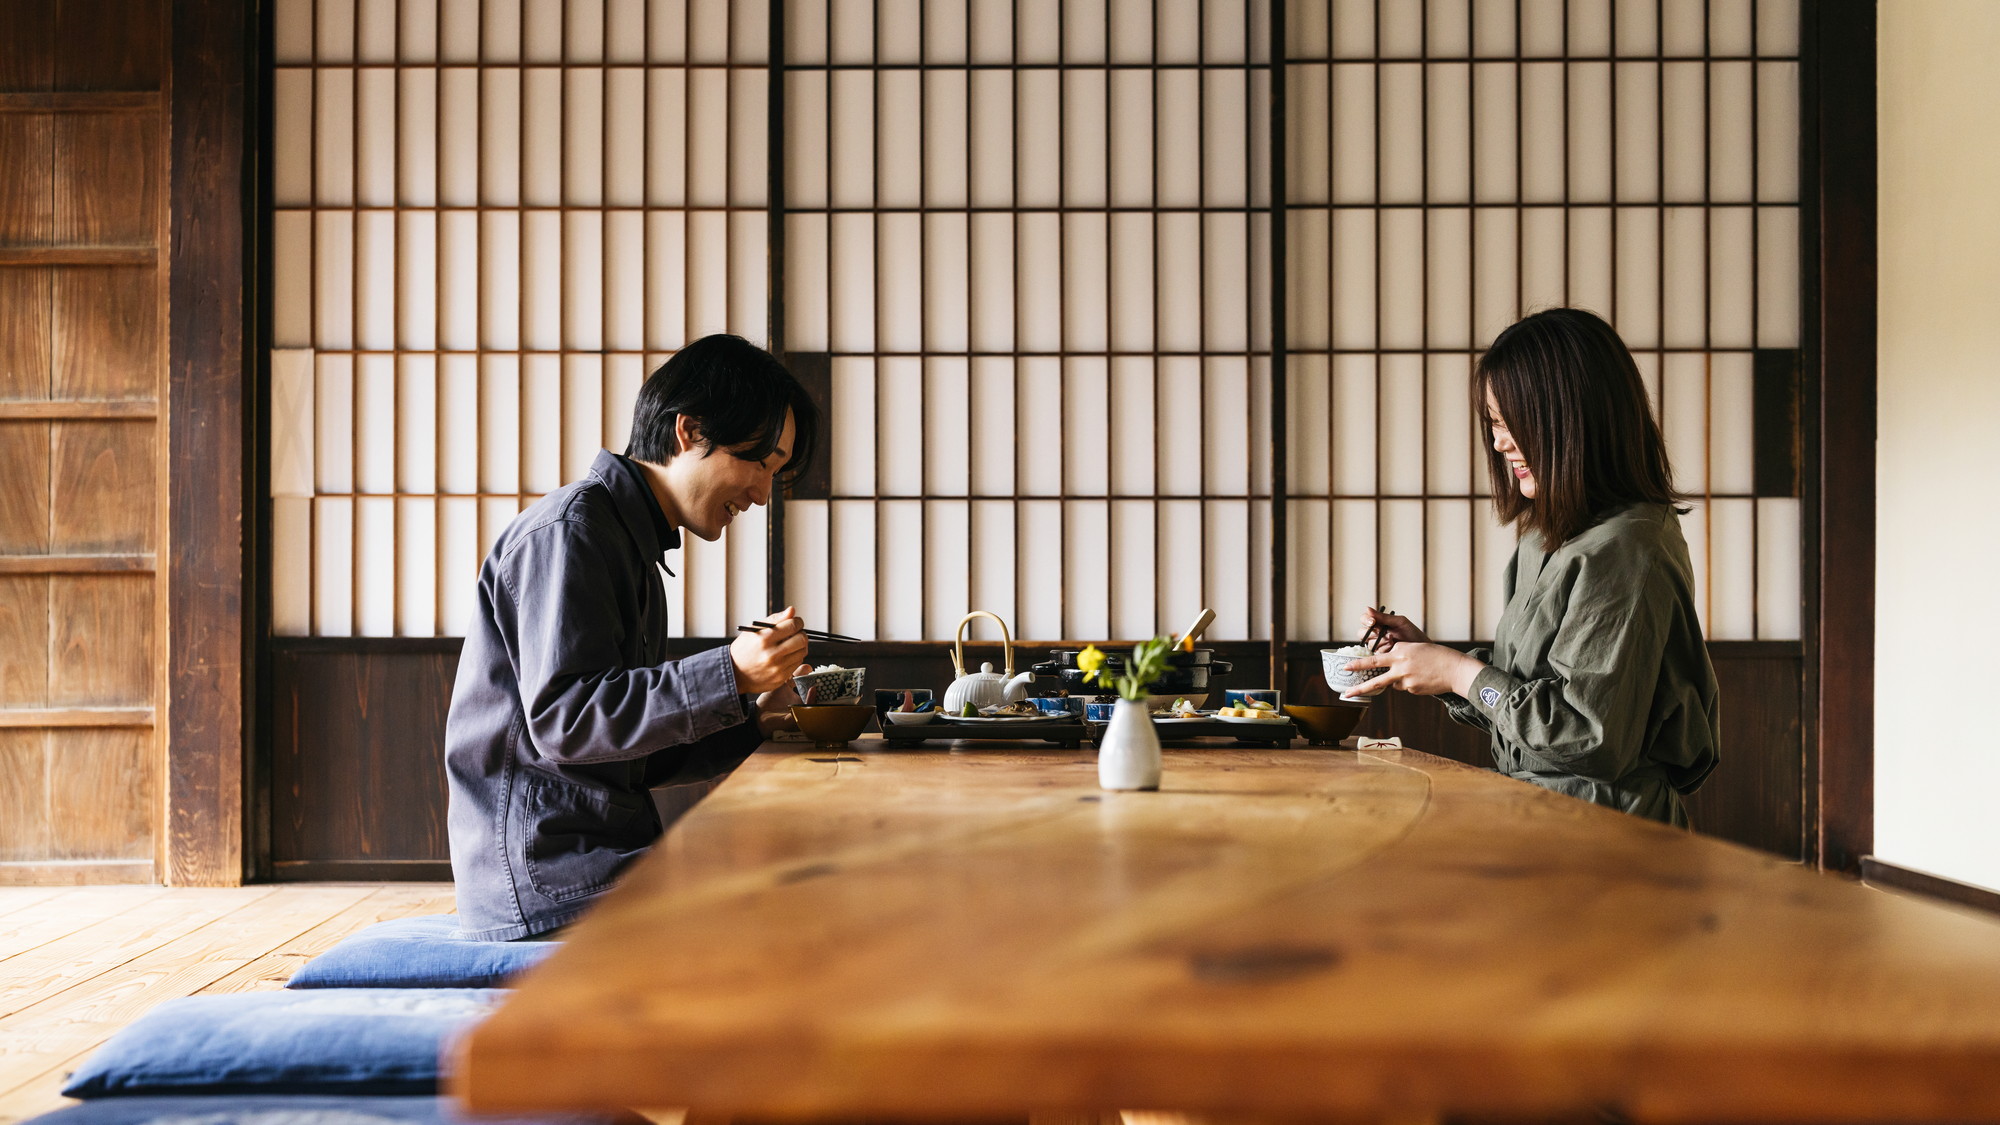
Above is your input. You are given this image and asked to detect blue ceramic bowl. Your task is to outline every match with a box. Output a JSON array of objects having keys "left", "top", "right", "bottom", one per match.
[{"left": 1027, "top": 697, "right": 1082, "bottom": 717}]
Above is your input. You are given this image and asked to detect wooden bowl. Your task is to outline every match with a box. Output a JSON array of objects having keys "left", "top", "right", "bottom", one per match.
[
  {"left": 791, "top": 704, "right": 876, "bottom": 748},
  {"left": 1283, "top": 702, "right": 1369, "bottom": 747}
]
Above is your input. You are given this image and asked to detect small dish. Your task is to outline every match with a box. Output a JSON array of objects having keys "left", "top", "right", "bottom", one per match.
[
  {"left": 1214, "top": 712, "right": 1289, "bottom": 724},
  {"left": 941, "top": 713, "right": 1042, "bottom": 724},
  {"left": 884, "top": 710, "right": 939, "bottom": 726}
]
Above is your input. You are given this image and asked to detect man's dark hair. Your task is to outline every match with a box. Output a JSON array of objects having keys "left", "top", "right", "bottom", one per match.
[
  {"left": 624, "top": 334, "right": 818, "bottom": 481},
  {"left": 1474, "top": 307, "right": 1685, "bottom": 546}
]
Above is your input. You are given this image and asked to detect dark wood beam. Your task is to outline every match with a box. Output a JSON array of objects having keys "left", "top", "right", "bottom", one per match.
[
  {"left": 1801, "top": 1, "right": 1877, "bottom": 873},
  {"left": 166, "top": 0, "right": 252, "bottom": 886}
]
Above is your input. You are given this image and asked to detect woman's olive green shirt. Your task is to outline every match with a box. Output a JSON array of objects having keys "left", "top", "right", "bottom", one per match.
[{"left": 1441, "top": 502, "right": 1720, "bottom": 826}]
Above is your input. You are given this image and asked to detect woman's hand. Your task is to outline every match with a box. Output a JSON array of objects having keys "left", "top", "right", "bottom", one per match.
[
  {"left": 1359, "top": 606, "right": 1430, "bottom": 651},
  {"left": 753, "top": 662, "right": 813, "bottom": 737},
  {"left": 731, "top": 605, "right": 809, "bottom": 694},
  {"left": 1342, "top": 642, "right": 1486, "bottom": 699}
]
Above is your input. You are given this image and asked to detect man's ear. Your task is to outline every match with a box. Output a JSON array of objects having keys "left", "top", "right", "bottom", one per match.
[{"left": 671, "top": 412, "right": 703, "bottom": 457}]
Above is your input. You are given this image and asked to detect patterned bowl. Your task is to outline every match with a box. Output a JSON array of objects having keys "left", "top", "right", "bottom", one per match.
[{"left": 793, "top": 666, "right": 866, "bottom": 706}]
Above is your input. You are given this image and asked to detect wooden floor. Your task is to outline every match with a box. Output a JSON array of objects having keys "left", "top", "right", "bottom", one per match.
[{"left": 0, "top": 883, "right": 456, "bottom": 1124}]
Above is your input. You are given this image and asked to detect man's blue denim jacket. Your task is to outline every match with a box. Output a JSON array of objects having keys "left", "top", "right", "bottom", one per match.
[{"left": 445, "top": 449, "right": 759, "bottom": 940}]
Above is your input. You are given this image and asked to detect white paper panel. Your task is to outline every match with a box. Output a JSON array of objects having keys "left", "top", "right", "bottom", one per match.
[
  {"left": 1111, "top": 499, "right": 1157, "bottom": 640},
  {"left": 1705, "top": 498, "right": 1755, "bottom": 640},
  {"left": 1331, "top": 499, "right": 1378, "bottom": 641},
  {"left": 314, "top": 497, "right": 354, "bottom": 636},
  {"left": 1427, "top": 499, "right": 1475, "bottom": 642},
  {"left": 1379, "top": 499, "right": 1427, "bottom": 632},
  {"left": 1757, "top": 498, "right": 1801, "bottom": 641},
  {"left": 786, "top": 499, "right": 830, "bottom": 630},
  {"left": 355, "top": 496, "right": 396, "bottom": 636},
  {"left": 1065, "top": 501, "right": 1112, "bottom": 640},
  {"left": 1016, "top": 500, "right": 1064, "bottom": 640},
  {"left": 273, "top": 496, "right": 312, "bottom": 636},
  {"left": 926, "top": 501, "right": 971, "bottom": 640},
  {"left": 969, "top": 500, "right": 1017, "bottom": 634}
]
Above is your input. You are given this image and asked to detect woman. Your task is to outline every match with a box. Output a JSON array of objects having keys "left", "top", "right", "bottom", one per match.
[{"left": 1343, "top": 308, "right": 1719, "bottom": 825}]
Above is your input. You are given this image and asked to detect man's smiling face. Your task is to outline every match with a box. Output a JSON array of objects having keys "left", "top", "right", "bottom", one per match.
[{"left": 658, "top": 409, "right": 796, "bottom": 542}]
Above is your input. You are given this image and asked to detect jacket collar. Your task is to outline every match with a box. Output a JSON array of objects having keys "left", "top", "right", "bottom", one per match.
[{"left": 589, "top": 449, "right": 681, "bottom": 563}]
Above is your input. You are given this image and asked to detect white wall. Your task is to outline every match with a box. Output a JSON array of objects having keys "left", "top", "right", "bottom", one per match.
[{"left": 1875, "top": 1, "right": 2000, "bottom": 892}]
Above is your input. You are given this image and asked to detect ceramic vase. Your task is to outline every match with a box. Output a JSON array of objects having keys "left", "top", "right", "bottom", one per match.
[{"left": 1098, "top": 698, "right": 1162, "bottom": 791}]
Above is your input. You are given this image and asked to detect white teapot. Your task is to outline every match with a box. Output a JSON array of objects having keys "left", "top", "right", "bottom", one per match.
[{"left": 942, "top": 610, "right": 1036, "bottom": 713}]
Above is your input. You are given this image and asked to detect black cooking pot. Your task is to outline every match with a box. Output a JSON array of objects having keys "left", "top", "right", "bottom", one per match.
[{"left": 1030, "top": 647, "right": 1233, "bottom": 697}]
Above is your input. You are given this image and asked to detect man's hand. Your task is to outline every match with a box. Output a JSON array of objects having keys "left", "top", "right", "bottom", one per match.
[
  {"left": 754, "top": 662, "right": 813, "bottom": 737},
  {"left": 1342, "top": 642, "right": 1485, "bottom": 699},
  {"left": 730, "top": 606, "right": 809, "bottom": 694}
]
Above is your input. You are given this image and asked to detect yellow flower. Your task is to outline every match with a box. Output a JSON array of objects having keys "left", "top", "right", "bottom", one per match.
[{"left": 1076, "top": 643, "right": 1107, "bottom": 684}]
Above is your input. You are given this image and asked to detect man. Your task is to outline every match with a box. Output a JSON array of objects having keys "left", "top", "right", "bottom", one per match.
[{"left": 445, "top": 334, "right": 820, "bottom": 941}]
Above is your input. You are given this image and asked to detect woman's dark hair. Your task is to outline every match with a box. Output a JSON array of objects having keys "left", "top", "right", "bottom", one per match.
[
  {"left": 1474, "top": 308, "right": 1684, "bottom": 546},
  {"left": 624, "top": 334, "right": 818, "bottom": 482}
]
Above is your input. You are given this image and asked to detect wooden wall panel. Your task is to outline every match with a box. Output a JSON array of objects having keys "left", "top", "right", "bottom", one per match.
[
  {"left": 53, "top": 0, "right": 164, "bottom": 92},
  {"left": 0, "top": 115, "right": 53, "bottom": 243},
  {"left": 47, "top": 727, "right": 154, "bottom": 858},
  {"left": 50, "top": 420, "right": 155, "bottom": 552},
  {"left": 54, "top": 266, "right": 159, "bottom": 400},
  {"left": 0, "top": 3, "right": 54, "bottom": 91},
  {"left": 0, "top": 575, "right": 49, "bottom": 706},
  {"left": 0, "top": 0, "right": 169, "bottom": 884},
  {"left": 0, "top": 422, "right": 51, "bottom": 552},
  {"left": 54, "top": 115, "right": 160, "bottom": 247},
  {"left": 0, "top": 730, "right": 49, "bottom": 860},
  {"left": 269, "top": 641, "right": 1805, "bottom": 873},
  {"left": 270, "top": 645, "right": 454, "bottom": 867},
  {"left": 0, "top": 269, "right": 53, "bottom": 397},
  {"left": 49, "top": 574, "right": 152, "bottom": 706}
]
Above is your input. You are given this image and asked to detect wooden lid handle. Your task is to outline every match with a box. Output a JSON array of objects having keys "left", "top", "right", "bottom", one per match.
[{"left": 952, "top": 611, "right": 1015, "bottom": 678}]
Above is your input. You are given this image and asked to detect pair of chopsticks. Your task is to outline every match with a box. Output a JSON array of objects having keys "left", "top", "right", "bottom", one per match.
[
  {"left": 1360, "top": 606, "right": 1396, "bottom": 653},
  {"left": 734, "top": 619, "right": 861, "bottom": 644}
]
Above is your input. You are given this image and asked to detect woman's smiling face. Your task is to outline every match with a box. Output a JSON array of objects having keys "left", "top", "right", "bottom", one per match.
[{"left": 1485, "top": 389, "right": 1537, "bottom": 499}]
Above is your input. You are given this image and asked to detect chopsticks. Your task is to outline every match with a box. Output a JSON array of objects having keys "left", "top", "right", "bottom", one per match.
[
  {"left": 1360, "top": 606, "right": 1394, "bottom": 653},
  {"left": 735, "top": 619, "right": 861, "bottom": 644}
]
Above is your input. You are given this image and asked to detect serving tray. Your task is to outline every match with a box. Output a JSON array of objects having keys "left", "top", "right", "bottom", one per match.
[
  {"left": 881, "top": 717, "right": 1092, "bottom": 749},
  {"left": 1085, "top": 716, "right": 1298, "bottom": 746}
]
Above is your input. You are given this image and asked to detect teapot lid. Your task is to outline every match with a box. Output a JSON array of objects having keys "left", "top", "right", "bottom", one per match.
[{"left": 980, "top": 662, "right": 994, "bottom": 673}]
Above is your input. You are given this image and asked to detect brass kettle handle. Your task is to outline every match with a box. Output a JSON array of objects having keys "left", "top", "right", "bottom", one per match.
[{"left": 951, "top": 611, "right": 1015, "bottom": 679}]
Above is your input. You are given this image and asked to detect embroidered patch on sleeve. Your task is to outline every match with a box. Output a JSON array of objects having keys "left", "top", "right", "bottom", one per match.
[{"left": 1479, "top": 686, "right": 1501, "bottom": 708}]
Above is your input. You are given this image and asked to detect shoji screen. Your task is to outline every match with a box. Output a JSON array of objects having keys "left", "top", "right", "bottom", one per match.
[
  {"left": 778, "top": 1, "right": 1274, "bottom": 643},
  {"left": 270, "top": 0, "right": 1801, "bottom": 648},
  {"left": 1284, "top": 0, "right": 1801, "bottom": 644},
  {"left": 268, "top": 0, "right": 773, "bottom": 639}
]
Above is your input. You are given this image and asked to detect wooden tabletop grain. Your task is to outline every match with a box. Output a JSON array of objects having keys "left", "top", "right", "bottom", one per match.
[{"left": 454, "top": 741, "right": 2000, "bottom": 1123}]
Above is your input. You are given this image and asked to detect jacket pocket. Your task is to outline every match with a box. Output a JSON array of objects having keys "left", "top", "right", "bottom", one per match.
[{"left": 520, "top": 776, "right": 649, "bottom": 903}]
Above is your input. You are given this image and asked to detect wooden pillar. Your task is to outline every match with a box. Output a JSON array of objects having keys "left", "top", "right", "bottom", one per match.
[{"left": 166, "top": 0, "right": 252, "bottom": 885}]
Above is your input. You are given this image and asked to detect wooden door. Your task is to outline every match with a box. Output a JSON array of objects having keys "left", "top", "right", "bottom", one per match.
[{"left": 0, "top": 2, "right": 167, "bottom": 884}]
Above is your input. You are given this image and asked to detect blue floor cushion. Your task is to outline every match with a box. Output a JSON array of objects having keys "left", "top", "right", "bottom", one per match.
[
  {"left": 287, "top": 916, "right": 557, "bottom": 989},
  {"left": 61, "top": 990, "right": 505, "bottom": 1099},
  {"left": 21, "top": 1095, "right": 622, "bottom": 1125}
]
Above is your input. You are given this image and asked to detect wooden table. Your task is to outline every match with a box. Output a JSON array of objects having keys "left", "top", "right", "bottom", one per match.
[{"left": 455, "top": 740, "right": 2000, "bottom": 1123}]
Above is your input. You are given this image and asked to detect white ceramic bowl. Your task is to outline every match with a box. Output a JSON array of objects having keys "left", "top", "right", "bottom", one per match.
[
  {"left": 884, "top": 710, "right": 939, "bottom": 726},
  {"left": 1321, "top": 646, "right": 1383, "bottom": 700}
]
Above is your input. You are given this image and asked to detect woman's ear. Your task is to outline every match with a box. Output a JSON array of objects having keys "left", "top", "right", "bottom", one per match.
[{"left": 671, "top": 412, "right": 703, "bottom": 457}]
